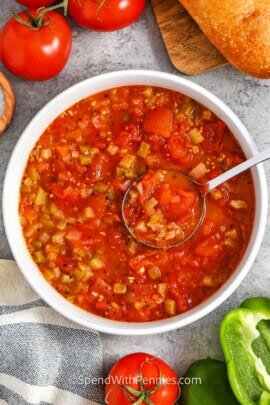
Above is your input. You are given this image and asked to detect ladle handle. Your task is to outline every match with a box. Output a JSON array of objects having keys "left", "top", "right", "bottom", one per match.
[{"left": 207, "top": 147, "right": 270, "bottom": 192}]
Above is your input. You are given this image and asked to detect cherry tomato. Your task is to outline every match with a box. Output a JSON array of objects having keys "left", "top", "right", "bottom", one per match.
[
  {"left": 68, "top": 0, "right": 146, "bottom": 32},
  {"left": 0, "top": 9, "right": 72, "bottom": 81},
  {"left": 16, "top": 0, "right": 56, "bottom": 6},
  {"left": 105, "top": 352, "right": 180, "bottom": 405}
]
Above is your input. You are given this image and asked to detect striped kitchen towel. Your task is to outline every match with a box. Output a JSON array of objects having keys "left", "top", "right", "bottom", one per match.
[{"left": 0, "top": 260, "right": 104, "bottom": 405}]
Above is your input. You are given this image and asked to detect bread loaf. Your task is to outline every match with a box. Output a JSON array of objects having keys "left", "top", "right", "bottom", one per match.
[{"left": 179, "top": 0, "right": 270, "bottom": 78}]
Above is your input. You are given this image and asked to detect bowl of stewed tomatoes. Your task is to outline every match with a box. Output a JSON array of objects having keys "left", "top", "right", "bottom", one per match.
[{"left": 3, "top": 70, "right": 268, "bottom": 335}]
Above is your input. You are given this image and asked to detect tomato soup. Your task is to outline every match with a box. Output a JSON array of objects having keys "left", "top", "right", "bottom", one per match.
[{"left": 19, "top": 86, "right": 255, "bottom": 322}]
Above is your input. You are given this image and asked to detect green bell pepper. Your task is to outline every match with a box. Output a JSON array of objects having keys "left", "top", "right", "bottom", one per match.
[
  {"left": 181, "top": 358, "right": 239, "bottom": 404},
  {"left": 220, "top": 297, "right": 270, "bottom": 405}
]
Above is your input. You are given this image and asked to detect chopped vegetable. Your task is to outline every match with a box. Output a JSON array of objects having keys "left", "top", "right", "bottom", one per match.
[
  {"left": 229, "top": 200, "right": 248, "bottom": 209},
  {"left": 210, "top": 189, "right": 223, "bottom": 200},
  {"left": 137, "top": 141, "right": 151, "bottom": 158},
  {"left": 165, "top": 299, "right": 176, "bottom": 316},
  {"left": 90, "top": 258, "right": 104, "bottom": 269},
  {"left": 189, "top": 163, "right": 207, "bottom": 179},
  {"left": 189, "top": 128, "right": 204, "bottom": 144},
  {"left": 119, "top": 154, "right": 136, "bottom": 169},
  {"left": 35, "top": 187, "right": 47, "bottom": 206},
  {"left": 181, "top": 359, "right": 238, "bottom": 405},
  {"left": 113, "top": 283, "right": 127, "bottom": 294},
  {"left": 107, "top": 144, "right": 119, "bottom": 156},
  {"left": 220, "top": 297, "right": 270, "bottom": 405},
  {"left": 80, "top": 155, "right": 92, "bottom": 165},
  {"left": 148, "top": 266, "right": 161, "bottom": 280}
]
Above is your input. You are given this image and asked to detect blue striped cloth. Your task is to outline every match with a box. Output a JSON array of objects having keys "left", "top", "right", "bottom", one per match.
[{"left": 0, "top": 260, "right": 103, "bottom": 405}]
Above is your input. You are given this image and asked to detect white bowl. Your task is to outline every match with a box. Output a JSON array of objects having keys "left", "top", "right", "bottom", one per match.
[{"left": 3, "top": 70, "right": 268, "bottom": 335}]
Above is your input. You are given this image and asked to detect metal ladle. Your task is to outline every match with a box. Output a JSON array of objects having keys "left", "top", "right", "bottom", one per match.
[{"left": 122, "top": 147, "right": 270, "bottom": 249}]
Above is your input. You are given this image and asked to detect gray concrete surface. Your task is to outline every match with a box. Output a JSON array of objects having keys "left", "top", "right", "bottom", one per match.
[{"left": 1, "top": 0, "right": 270, "bottom": 377}]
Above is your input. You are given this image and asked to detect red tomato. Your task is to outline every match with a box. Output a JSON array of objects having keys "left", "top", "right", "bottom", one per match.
[
  {"left": 68, "top": 0, "right": 146, "bottom": 32},
  {"left": 105, "top": 353, "right": 180, "bottom": 405},
  {"left": 143, "top": 107, "right": 173, "bottom": 137},
  {"left": 202, "top": 121, "right": 226, "bottom": 154},
  {"left": 16, "top": 0, "right": 56, "bottom": 5},
  {"left": 0, "top": 9, "right": 72, "bottom": 80}
]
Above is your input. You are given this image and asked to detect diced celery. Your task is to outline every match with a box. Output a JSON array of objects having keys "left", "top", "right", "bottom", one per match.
[
  {"left": 80, "top": 155, "right": 92, "bottom": 165},
  {"left": 116, "top": 167, "right": 135, "bottom": 179},
  {"left": 113, "top": 283, "right": 127, "bottom": 294},
  {"left": 142, "top": 87, "right": 153, "bottom": 98},
  {"left": 135, "top": 301, "right": 145, "bottom": 310},
  {"left": 43, "top": 269, "right": 55, "bottom": 281},
  {"left": 225, "top": 229, "right": 237, "bottom": 240},
  {"left": 148, "top": 266, "right": 161, "bottom": 280},
  {"left": 50, "top": 203, "right": 64, "bottom": 219},
  {"left": 34, "top": 250, "right": 45, "bottom": 264},
  {"left": 35, "top": 187, "right": 47, "bottom": 206},
  {"left": 145, "top": 197, "right": 158, "bottom": 213},
  {"left": 119, "top": 154, "right": 136, "bottom": 169},
  {"left": 79, "top": 145, "right": 91, "bottom": 155},
  {"left": 90, "top": 258, "right": 104, "bottom": 269},
  {"left": 189, "top": 162, "right": 207, "bottom": 179},
  {"left": 158, "top": 283, "right": 167, "bottom": 294},
  {"left": 165, "top": 299, "right": 176, "bottom": 316},
  {"left": 137, "top": 142, "right": 151, "bottom": 158},
  {"left": 94, "top": 183, "right": 108, "bottom": 193},
  {"left": 202, "top": 109, "right": 212, "bottom": 121},
  {"left": 23, "top": 177, "right": 33, "bottom": 187},
  {"left": 52, "top": 232, "right": 65, "bottom": 244},
  {"left": 62, "top": 275, "right": 74, "bottom": 283},
  {"left": 189, "top": 128, "right": 204, "bottom": 144},
  {"left": 29, "top": 167, "right": 40, "bottom": 181},
  {"left": 78, "top": 262, "right": 91, "bottom": 272}
]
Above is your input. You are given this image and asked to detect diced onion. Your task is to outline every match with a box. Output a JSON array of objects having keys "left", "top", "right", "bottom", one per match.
[
  {"left": 210, "top": 189, "right": 223, "bottom": 200},
  {"left": 229, "top": 200, "right": 248, "bottom": 209},
  {"left": 107, "top": 144, "right": 119, "bottom": 155}
]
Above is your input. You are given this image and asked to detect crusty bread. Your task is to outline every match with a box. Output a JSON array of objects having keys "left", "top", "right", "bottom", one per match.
[
  {"left": 179, "top": 0, "right": 270, "bottom": 78},
  {"left": 0, "top": 72, "right": 15, "bottom": 136}
]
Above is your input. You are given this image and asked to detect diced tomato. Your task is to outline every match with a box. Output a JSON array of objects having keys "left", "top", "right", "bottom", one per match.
[
  {"left": 163, "top": 191, "right": 197, "bottom": 221},
  {"left": 55, "top": 255, "right": 77, "bottom": 273},
  {"left": 223, "top": 151, "right": 243, "bottom": 169},
  {"left": 87, "top": 153, "right": 112, "bottom": 183},
  {"left": 143, "top": 107, "right": 173, "bottom": 137},
  {"left": 49, "top": 183, "right": 80, "bottom": 202},
  {"left": 202, "top": 121, "right": 226, "bottom": 154},
  {"left": 195, "top": 233, "right": 224, "bottom": 258},
  {"left": 88, "top": 194, "right": 107, "bottom": 218},
  {"left": 167, "top": 134, "right": 188, "bottom": 161},
  {"left": 157, "top": 185, "right": 172, "bottom": 205}
]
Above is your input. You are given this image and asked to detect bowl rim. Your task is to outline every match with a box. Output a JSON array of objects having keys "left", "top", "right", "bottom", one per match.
[{"left": 3, "top": 69, "right": 268, "bottom": 335}]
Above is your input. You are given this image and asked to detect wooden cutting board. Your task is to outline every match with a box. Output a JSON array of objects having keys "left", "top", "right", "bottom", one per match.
[{"left": 151, "top": 0, "right": 228, "bottom": 75}]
